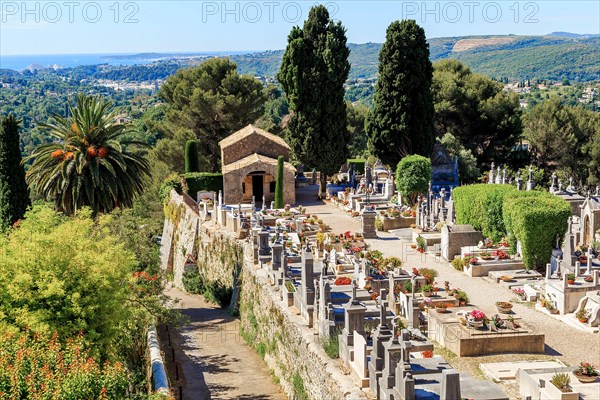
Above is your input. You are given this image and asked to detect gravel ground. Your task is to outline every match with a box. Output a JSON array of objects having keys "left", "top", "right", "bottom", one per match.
[{"left": 297, "top": 187, "right": 600, "bottom": 391}]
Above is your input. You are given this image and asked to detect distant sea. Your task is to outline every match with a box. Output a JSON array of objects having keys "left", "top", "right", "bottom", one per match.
[{"left": 0, "top": 51, "right": 251, "bottom": 71}]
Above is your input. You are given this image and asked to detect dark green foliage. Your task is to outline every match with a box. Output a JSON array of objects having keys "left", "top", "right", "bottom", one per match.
[
  {"left": 159, "top": 173, "right": 183, "bottom": 203},
  {"left": 366, "top": 20, "right": 435, "bottom": 166},
  {"left": 503, "top": 193, "right": 571, "bottom": 271},
  {"left": 395, "top": 155, "right": 431, "bottom": 206},
  {"left": 183, "top": 172, "right": 223, "bottom": 199},
  {"left": 524, "top": 96, "right": 600, "bottom": 183},
  {"left": 432, "top": 59, "right": 522, "bottom": 168},
  {"left": 346, "top": 103, "right": 370, "bottom": 157},
  {"left": 278, "top": 5, "right": 351, "bottom": 193},
  {"left": 452, "top": 184, "right": 516, "bottom": 242},
  {"left": 0, "top": 115, "right": 30, "bottom": 230},
  {"left": 159, "top": 58, "right": 266, "bottom": 172},
  {"left": 182, "top": 269, "right": 205, "bottom": 294},
  {"left": 274, "top": 156, "right": 284, "bottom": 209},
  {"left": 184, "top": 140, "right": 200, "bottom": 173},
  {"left": 347, "top": 159, "right": 366, "bottom": 174},
  {"left": 182, "top": 269, "right": 233, "bottom": 308}
]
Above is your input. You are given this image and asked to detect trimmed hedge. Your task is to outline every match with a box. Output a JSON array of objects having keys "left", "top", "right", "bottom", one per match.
[
  {"left": 452, "top": 184, "right": 516, "bottom": 242},
  {"left": 159, "top": 173, "right": 183, "bottom": 203},
  {"left": 503, "top": 193, "right": 570, "bottom": 271},
  {"left": 274, "top": 155, "right": 284, "bottom": 209},
  {"left": 185, "top": 140, "right": 200, "bottom": 173},
  {"left": 347, "top": 158, "right": 366, "bottom": 174},
  {"left": 184, "top": 172, "right": 223, "bottom": 199}
]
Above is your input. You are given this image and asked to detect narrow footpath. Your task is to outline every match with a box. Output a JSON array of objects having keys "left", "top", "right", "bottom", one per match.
[{"left": 164, "top": 286, "right": 285, "bottom": 400}]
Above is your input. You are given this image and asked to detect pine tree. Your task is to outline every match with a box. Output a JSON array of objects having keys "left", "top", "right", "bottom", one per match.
[
  {"left": 274, "top": 155, "right": 284, "bottom": 209},
  {"left": 278, "top": 5, "right": 350, "bottom": 196},
  {"left": 185, "top": 140, "right": 200, "bottom": 173},
  {"left": 0, "top": 115, "right": 30, "bottom": 230},
  {"left": 366, "top": 20, "right": 434, "bottom": 167}
]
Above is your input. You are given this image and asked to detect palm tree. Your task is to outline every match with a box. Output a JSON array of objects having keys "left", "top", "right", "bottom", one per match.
[{"left": 25, "top": 95, "right": 151, "bottom": 215}]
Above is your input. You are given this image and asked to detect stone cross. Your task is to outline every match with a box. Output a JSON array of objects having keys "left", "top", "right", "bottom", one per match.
[
  {"left": 567, "top": 177, "right": 574, "bottom": 192},
  {"left": 262, "top": 195, "right": 266, "bottom": 211},
  {"left": 352, "top": 280, "right": 358, "bottom": 302},
  {"left": 502, "top": 167, "right": 507, "bottom": 184},
  {"left": 252, "top": 195, "right": 256, "bottom": 210},
  {"left": 495, "top": 166, "right": 501, "bottom": 184},
  {"left": 489, "top": 162, "right": 495, "bottom": 183},
  {"left": 558, "top": 180, "right": 563, "bottom": 192}
]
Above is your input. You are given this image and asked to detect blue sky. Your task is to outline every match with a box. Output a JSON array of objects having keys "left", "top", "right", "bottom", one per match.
[{"left": 1, "top": 1, "right": 598, "bottom": 55}]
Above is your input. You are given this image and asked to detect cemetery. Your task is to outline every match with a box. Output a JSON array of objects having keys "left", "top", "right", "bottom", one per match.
[{"left": 157, "top": 126, "right": 600, "bottom": 399}]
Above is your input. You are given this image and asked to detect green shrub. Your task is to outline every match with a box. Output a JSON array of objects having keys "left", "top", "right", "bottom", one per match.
[
  {"left": 451, "top": 257, "right": 465, "bottom": 271},
  {"left": 395, "top": 155, "right": 432, "bottom": 205},
  {"left": 159, "top": 173, "right": 183, "bottom": 203},
  {"left": 203, "top": 281, "right": 233, "bottom": 308},
  {"left": 274, "top": 155, "right": 284, "bottom": 209},
  {"left": 375, "top": 217, "right": 384, "bottom": 231},
  {"left": 347, "top": 158, "right": 366, "bottom": 174},
  {"left": 292, "top": 372, "right": 308, "bottom": 400},
  {"left": 185, "top": 140, "right": 200, "bottom": 173},
  {"left": 322, "top": 331, "right": 340, "bottom": 359},
  {"left": 182, "top": 270, "right": 233, "bottom": 307},
  {"left": 452, "top": 184, "right": 516, "bottom": 242},
  {"left": 182, "top": 269, "right": 205, "bottom": 294},
  {"left": 184, "top": 172, "right": 223, "bottom": 199},
  {"left": 503, "top": 193, "right": 570, "bottom": 271},
  {"left": 550, "top": 372, "right": 570, "bottom": 391}
]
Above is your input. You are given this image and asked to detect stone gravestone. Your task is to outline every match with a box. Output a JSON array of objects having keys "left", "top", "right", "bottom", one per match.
[{"left": 360, "top": 207, "right": 377, "bottom": 239}]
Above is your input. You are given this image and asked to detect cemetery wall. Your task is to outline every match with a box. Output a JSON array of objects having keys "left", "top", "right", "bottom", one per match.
[
  {"left": 238, "top": 249, "right": 367, "bottom": 400},
  {"left": 161, "top": 190, "right": 201, "bottom": 288},
  {"left": 161, "top": 196, "right": 366, "bottom": 399}
]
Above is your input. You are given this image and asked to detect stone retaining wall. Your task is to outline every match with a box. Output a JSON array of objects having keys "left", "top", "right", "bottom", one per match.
[
  {"left": 160, "top": 198, "right": 366, "bottom": 399},
  {"left": 239, "top": 242, "right": 367, "bottom": 400}
]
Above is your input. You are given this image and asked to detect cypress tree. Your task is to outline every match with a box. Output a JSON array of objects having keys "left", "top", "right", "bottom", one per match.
[
  {"left": 278, "top": 5, "right": 350, "bottom": 196},
  {"left": 0, "top": 115, "right": 30, "bottom": 230},
  {"left": 274, "top": 155, "right": 284, "bottom": 209},
  {"left": 366, "top": 20, "right": 435, "bottom": 167},
  {"left": 185, "top": 140, "right": 200, "bottom": 173}
]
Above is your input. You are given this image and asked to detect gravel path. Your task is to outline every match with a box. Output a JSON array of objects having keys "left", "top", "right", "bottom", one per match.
[
  {"left": 165, "top": 286, "right": 285, "bottom": 400},
  {"left": 297, "top": 187, "right": 600, "bottom": 371}
]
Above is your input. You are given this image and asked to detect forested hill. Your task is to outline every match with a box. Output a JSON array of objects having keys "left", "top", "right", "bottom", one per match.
[{"left": 232, "top": 34, "right": 600, "bottom": 82}]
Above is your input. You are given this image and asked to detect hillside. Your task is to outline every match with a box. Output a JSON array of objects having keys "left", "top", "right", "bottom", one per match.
[{"left": 231, "top": 34, "right": 599, "bottom": 82}]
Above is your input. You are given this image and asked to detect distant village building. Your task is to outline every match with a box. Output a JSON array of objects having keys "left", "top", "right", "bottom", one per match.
[{"left": 219, "top": 124, "right": 296, "bottom": 205}]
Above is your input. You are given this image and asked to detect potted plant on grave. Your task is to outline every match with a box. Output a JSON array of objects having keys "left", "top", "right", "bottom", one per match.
[
  {"left": 512, "top": 288, "right": 526, "bottom": 301},
  {"left": 584, "top": 275, "right": 593, "bottom": 283},
  {"left": 495, "top": 301, "right": 513, "bottom": 313},
  {"left": 567, "top": 273, "right": 576, "bottom": 285},
  {"left": 469, "top": 257, "right": 479, "bottom": 266},
  {"left": 416, "top": 235, "right": 426, "bottom": 253},
  {"left": 454, "top": 290, "right": 469, "bottom": 306},
  {"left": 546, "top": 302, "right": 559, "bottom": 314},
  {"left": 480, "top": 251, "right": 494, "bottom": 260},
  {"left": 421, "top": 350, "right": 433, "bottom": 358},
  {"left": 490, "top": 314, "right": 505, "bottom": 329},
  {"left": 575, "top": 362, "right": 599, "bottom": 383},
  {"left": 435, "top": 302, "right": 452, "bottom": 313},
  {"left": 550, "top": 372, "right": 574, "bottom": 396},
  {"left": 467, "top": 309, "right": 486, "bottom": 329},
  {"left": 577, "top": 308, "right": 590, "bottom": 323},
  {"left": 334, "top": 276, "right": 352, "bottom": 286},
  {"left": 421, "top": 284, "right": 434, "bottom": 297}
]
